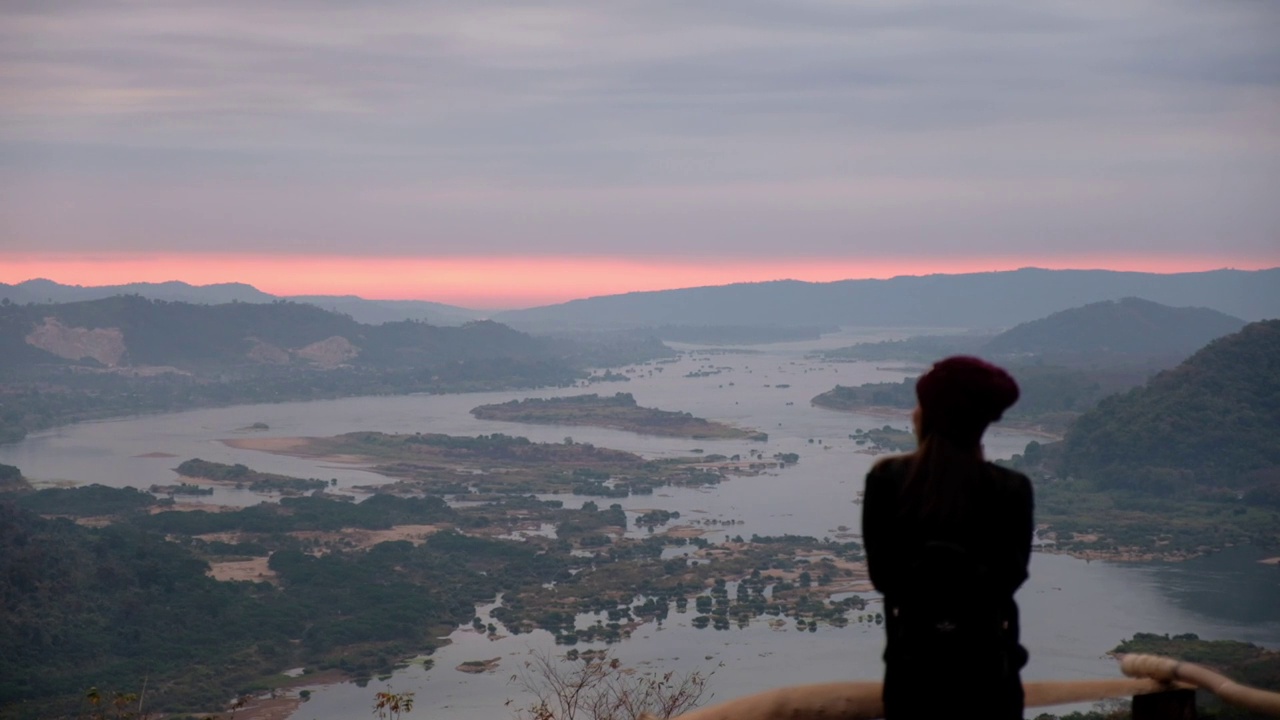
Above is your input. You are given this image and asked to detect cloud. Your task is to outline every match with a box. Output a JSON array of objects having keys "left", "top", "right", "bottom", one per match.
[{"left": 0, "top": 0, "right": 1277, "bottom": 262}]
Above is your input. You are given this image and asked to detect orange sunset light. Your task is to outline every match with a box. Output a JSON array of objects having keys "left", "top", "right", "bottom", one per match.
[{"left": 1, "top": 253, "right": 1274, "bottom": 309}]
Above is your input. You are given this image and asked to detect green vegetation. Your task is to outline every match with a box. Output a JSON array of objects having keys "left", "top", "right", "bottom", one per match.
[
  {"left": 636, "top": 509, "right": 680, "bottom": 528},
  {"left": 2, "top": 466, "right": 861, "bottom": 718},
  {"left": 269, "top": 431, "right": 740, "bottom": 496},
  {"left": 0, "top": 464, "right": 25, "bottom": 492},
  {"left": 820, "top": 298, "right": 1245, "bottom": 368},
  {"left": 175, "top": 458, "right": 328, "bottom": 494},
  {"left": 0, "top": 499, "right": 569, "bottom": 719},
  {"left": 16, "top": 484, "right": 156, "bottom": 517},
  {"left": 813, "top": 364, "right": 1154, "bottom": 435},
  {"left": 848, "top": 426, "right": 916, "bottom": 453},
  {"left": 1023, "top": 478, "right": 1280, "bottom": 557},
  {"left": 555, "top": 501, "right": 628, "bottom": 543},
  {"left": 149, "top": 482, "right": 215, "bottom": 496},
  {"left": 1058, "top": 320, "right": 1280, "bottom": 504},
  {"left": 984, "top": 297, "right": 1245, "bottom": 362},
  {"left": 1114, "top": 633, "right": 1280, "bottom": 692},
  {"left": 471, "top": 393, "right": 768, "bottom": 441},
  {"left": 812, "top": 381, "right": 915, "bottom": 410},
  {"left": 1035, "top": 633, "right": 1280, "bottom": 720},
  {"left": 0, "top": 297, "right": 674, "bottom": 444},
  {"left": 136, "top": 493, "right": 458, "bottom": 535},
  {"left": 814, "top": 299, "right": 1250, "bottom": 436},
  {"left": 492, "top": 534, "right": 868, "bottom": 644},
  {"left": 1001, "top": 321, "right": 1280, "bottom": 557}
]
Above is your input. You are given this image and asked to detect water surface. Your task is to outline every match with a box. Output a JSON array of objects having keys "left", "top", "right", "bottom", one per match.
[{"left": 3, "top": 328, "right": 1276, "bottom": 718}]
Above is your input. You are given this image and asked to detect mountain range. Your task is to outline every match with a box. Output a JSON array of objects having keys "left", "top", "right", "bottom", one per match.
[
  {"left": 0, "top": 279, "right": 481, "bottom": 326},
  {"left": 492, "top": 267, "right": 1280, "bottom": 331},
  {"left": 0, "top": 296, "right": 670, "bottom": 443},
  {"left": 5, "top": 267, "right": 1277, "bottom": 334},
  {"left": 0, "top": 295, "right": 542, "bottom": 372}
]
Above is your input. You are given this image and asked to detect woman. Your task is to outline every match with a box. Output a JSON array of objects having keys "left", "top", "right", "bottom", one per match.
[{"left": 862, "top": 356, "right": 1034, "bottom": 719}]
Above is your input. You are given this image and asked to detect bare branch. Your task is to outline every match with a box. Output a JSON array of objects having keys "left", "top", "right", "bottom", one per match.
[{"left": 512, "top": 649, "right": 713, "bottom": 720}]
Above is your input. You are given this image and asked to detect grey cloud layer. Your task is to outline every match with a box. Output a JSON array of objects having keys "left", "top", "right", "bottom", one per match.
[{"left": 1, "top": 0, "right": 1277, "bottom": 258}]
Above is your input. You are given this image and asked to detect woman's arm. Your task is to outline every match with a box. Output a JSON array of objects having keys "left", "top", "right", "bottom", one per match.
[
  {"left": 862, "top": 463, "right": 895, "bottom": 594},
  {"left": 1002, "top": 471, "right": 1035, "bottom": 595}
]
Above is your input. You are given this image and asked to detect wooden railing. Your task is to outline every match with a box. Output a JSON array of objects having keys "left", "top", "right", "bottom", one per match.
[{"left": 656, "top": 654, "right": 1280, "bottom": 720}]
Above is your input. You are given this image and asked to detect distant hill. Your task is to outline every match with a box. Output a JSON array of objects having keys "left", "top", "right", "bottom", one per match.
[
  {"left": 0, "top": 279, "right": 482, "bottom": 326},
  {"left": 646, "top": 324, "right": 836, "bottom": 345},
  {"left": 285, "top": 295, "right": 480, "bottom": 326},
  {"left": 0, "top": 297, "right": 672, "bottom": 443},
  {"left": 493, "top": 268, "right": 1280, "bottom": 331},
  {"left": 820, "top": 297, "right": 1247, "bottom": 367},
  {"left": 811, "top": 298, "right": 1251, "bottom": 435},
  {"left": 812, "top": 364, "right": 1154, "bottom": 435},
  {"left": 1, "top": 278, "right": 275, "bottom": 305},
  {"left": 0, "top": 295, "right": 543, "bottom": 371},
  {"left": 984, "top": 297, "right": 1247, "bottom": 361},
  {"left": 820, "top": 333, "right": 993, "bottom": 363},
  {"left": 1059, "top": 320, "right": 1280, "bottom": 505}
]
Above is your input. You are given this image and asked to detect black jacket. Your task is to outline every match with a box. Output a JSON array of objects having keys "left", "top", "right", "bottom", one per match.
[{"left": 862, "top": 455, "right": 1034, "bottom": 718}]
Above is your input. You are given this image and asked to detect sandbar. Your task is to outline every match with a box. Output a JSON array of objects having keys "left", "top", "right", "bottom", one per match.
[
  {"left": 208, "top": 557, "right": 278, "bottom": 584},
  {"left": 661, "top": 525, "right": 707, "bottom": 539},
  {"left": 222, "top": 437, "right": 312, "bottom": 453}
]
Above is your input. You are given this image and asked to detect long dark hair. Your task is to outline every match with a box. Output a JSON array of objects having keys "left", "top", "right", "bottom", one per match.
[
  {"left": 896, "top": 431, "right": 986, "bottom": 523},
  {"left": 893, "top": 355, "right": 1018, "bottom": 523}
]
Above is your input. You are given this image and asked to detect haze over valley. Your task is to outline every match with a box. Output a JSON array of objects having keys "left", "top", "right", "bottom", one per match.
[
  {"left": 3, "top": 271, "right": 1279, "bottom": 720},
  {"left": 3, "top": 0, "right": 1279, "bottom": 717}
]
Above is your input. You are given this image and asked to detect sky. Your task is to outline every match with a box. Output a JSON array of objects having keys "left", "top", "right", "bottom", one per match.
[{"left": 1, "top": 0, "right": 1277, "bottom": 308}]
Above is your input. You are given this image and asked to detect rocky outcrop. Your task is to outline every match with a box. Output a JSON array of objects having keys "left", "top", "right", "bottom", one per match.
[
  {"left": 246, "top": 338, "right": 291, "bottom": 365},
  {"left": 25, "top": 317, "right": 127, "bottom": 366},
  {"left": 296, "top": 336, "right": 359, "bottom": 368}
]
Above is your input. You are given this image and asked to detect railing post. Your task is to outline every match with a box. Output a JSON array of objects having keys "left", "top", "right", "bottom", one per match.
[{"left": 1132, "top": 688, "right": 1196, "bottom": 720}]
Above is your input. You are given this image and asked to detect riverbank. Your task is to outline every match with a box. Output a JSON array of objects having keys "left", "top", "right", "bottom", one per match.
[
  {"left": 810, "top": 401, "right": 1064, "bottom": 441},
  {"left": 471, "top": 393, "right": 769, "bottom": 441},
  {"left": 221, "top": 669, "right": 350, "bottom": 720},
  {"left": 5, "top": 337, "right": 1275, "bottom": 720},
  {"left": 220, "top": 431, "right": 755, "bottom": 496}
]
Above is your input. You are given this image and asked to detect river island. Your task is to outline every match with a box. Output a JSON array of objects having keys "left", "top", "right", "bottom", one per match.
[{"left": 470, "top": 392, "right": 769, "bottom": 441}]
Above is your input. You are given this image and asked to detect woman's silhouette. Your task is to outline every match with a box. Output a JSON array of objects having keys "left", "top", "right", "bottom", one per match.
[{"left": 862, "top": 356, "right": 1034, "bottom": 719}]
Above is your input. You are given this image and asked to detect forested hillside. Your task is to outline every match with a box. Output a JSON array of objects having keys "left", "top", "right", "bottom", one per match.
[
  {"left": 0, "top": 279, "right": 482, "bottom": 326},
  {"left": 811, "top": 299, "right": 1254, "bottom": 434},
  {"left": 0, "top": 297, "right": 669, "bottom": 443},
  {"left": 813, "top": 364, "right": 1153, "bottom": 434},
  {"left": 1059, "top": 320, "right": 1280, "bottom": 504},
  {"left": 0, "top": 497, "right": 564, "bottom": 718},
  {"left": 822, "top": 297, "right": 1246, "bottom": 367},
  {"left": 983, "top": 297, "right": 1245, "bottom": 362},
  {"left": 0, "top": 296, "right": 550, "bottom": 370}
]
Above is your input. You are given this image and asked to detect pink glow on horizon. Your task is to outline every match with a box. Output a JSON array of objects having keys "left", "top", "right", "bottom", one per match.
[{"left": 1, "top": 253, "right": 1275, "bottom": 310}]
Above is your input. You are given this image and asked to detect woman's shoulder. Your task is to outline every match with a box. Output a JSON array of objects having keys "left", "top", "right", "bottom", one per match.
[
  {"left": 868, "top": 454, "right": 912, "bottom": 480},
  {"left": 984, "top": 462, "right": 1033, "bottom": 496}
]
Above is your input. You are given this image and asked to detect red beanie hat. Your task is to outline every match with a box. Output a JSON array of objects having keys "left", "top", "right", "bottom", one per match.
[{"left": 915, "top": 356, "right": 1020, "bottom": 444}]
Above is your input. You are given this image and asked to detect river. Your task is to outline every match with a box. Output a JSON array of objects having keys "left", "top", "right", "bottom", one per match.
[{"left": 3, "top": 328, "right": 1277, "bottom": 718}]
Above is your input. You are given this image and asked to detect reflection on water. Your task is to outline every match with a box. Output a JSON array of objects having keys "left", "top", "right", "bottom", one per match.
[
  {"left": 2, "top": 328, "right": 1278, "bottom": 718},
  {"left": 1144, "top": 547, "right": 1280, "bottom": 635}
]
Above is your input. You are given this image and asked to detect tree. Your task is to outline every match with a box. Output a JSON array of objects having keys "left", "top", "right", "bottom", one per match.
[
  {"left": 373, "top": 690, "right": 415, "bottom": 720},
  {"left": 512, "top": 650, "right": 713, "bottom": 720}
]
